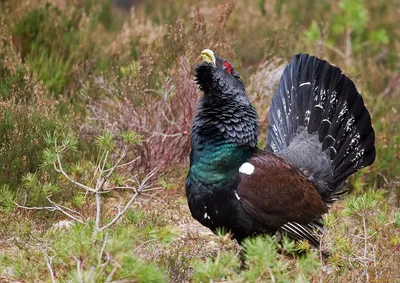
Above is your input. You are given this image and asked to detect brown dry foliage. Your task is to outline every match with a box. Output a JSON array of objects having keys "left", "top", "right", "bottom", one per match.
[
  {"left": 82, "top": 56, "right": 198, "bottom": 174},
  {"left": 82, "top": 2, "right": 237, "bottom": 175}
]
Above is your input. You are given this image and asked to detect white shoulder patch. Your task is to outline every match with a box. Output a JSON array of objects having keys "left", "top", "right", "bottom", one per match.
[{"left": 239, "top": 162, "right": 255, "bottom": 175}]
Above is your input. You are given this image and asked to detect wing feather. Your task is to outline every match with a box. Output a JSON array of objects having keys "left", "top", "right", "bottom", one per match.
[{"left": 237, "top": 153, "right": 327, "bottom": 244}]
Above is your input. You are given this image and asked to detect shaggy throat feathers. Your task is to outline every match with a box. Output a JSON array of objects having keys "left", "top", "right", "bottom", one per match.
[{"left": 188, "top": 49, "right": 258, "bottom": 184}]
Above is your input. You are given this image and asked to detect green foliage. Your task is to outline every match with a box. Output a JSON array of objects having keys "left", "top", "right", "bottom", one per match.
[
  {"left": 21, "top": 172, "right": 40, "bottom": 189},
  {"left": 325, "top": 187, "right": 400, "bottom": 280},
  {"left": 95, "top": 130, "right": 116, "bottom": 151},
  {"left": 299, "top": 0, "right": 394, "bottom": 71},
  {"left": 369, "top": 99, "right": 400, "bottom": 180},
  {"left": 303, "top": 21, "right": 321, "bottom": 43},
  {"left": 258, "top": 0, "right": 266, "bottom": 15},
  {"left": 394, "top": 211, "right": 400, "bottom": 228},
  {"left": 345, "top": 189, "right": 385, "bottom": 215},
  {"left": 215, "top": 227, "right": 229, "bottom": 237},
  {"left": 59, "top": 133, "right": 79, "bottom": 151},
  {"left": 51, "top": 222, "right": 96, "bottom": 259},
  {"left": 115, "top": 255, "right": 167, "bottom": 283},
  {"left": 191, "top": 235, "right": 321, "bottom": 282},
  {"left": 26, "top": 45, "right": 73, "bottom": 95},
  {"left": 10, "top": 130, "right": 154, "bottom": 234},
  {"left": 0, "top": 253, "right": 32, "bottom": 279},
  {"left": 124, "top": 208, "right": 177, "bottom": 244},
  {"left": 42, "top": 132, "right": 79, "bottom": 168},
  {"left": 243, "top": 236, "right": 286, "bottom": 281},
  {"left": 323, "top": 213, "right": 337, "bottom": 229},
  {"left": 1, "top": 216, "right": 170, "bottom": 282},
  {"left": 13, "top": 4, "right": 74, "bottom": 94},
  {"left": 20, "top": 172, "right": 61, "bottom": 204},
  {"left": 0, "top": 24, "right": 66, "bottom": 188},
  {"left": 41, "top": 147, "right": 58, "bottom": 169},
  {"left": 333, "top": 0, "right": 369, "bottom": 34},
  {"left": 120, "top": 61, "right": 138, "bottom": 79},
  {"left": 376, "top": 210, "right": 387, "bottom": 225},
  {"left": 281, "top": 234, "right": 297, "bottom": 254},
  {"left": 72, "top": 192, "right": 86, "bottom": 208},
  {"left": 368, "top": 28, "right": 389, "bottom": 45},
  {"left": 97, "top": 0, "right": 114, "bottom": 30},
  {"left": 192, "top": 251, "right": 239, "bottom": 282},
  {"left": 125, "top": 207, "right": 146, "bottom": 223},
  {"left": 10, "top": 1, "right": 114, "bottom": 95},
  {"left": 0, "top": 185, "right": 14, "bottom": 213},
  {"left": 121, "top": 130, "right": 143, "bottom": 146}
]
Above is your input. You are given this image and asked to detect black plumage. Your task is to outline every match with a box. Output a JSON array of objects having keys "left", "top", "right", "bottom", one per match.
[{"left": 186, "top": 50, "right": 376, "bottom": 247}]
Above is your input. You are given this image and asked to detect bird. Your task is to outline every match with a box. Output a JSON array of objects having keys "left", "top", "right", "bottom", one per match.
[{"left": 185, "top": 49, "right": 376, "bottom": 247}]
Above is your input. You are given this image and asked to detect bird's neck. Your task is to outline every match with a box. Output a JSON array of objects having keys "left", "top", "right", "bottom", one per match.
[
  {"left": 188, "top": 140, "right": 253, "bottom": 185},
  {"left": 188, "top": 96, "right": 258, "bottom": 186}
]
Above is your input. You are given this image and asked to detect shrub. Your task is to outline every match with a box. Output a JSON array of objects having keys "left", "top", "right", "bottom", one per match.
[
  {"left": 8, "top": 0, "right": 114, "bottom": 95},
  {"left": 0, "top": 216, "right": 172, "bottom": 282},
  {"left": 0, "top": 22, "right": 65, "bottom": 187},
  {"left": 191, "top": 234, "right": 321, "bottom": 282},
  {"left": 81, "top": 2, "right": 237, "bottom": 174},
  {"left": 4, "top": 130, "right": 160, "bottom": 234}
]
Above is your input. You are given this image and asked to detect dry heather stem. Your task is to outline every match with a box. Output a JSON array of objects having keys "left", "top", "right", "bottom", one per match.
[{"left": 84, "top": 56, "right": 199, "bottom": 174}]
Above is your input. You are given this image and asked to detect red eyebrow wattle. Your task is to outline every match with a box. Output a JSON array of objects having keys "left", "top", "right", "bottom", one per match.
[{"left": 223, "top": 62, "right": 232, "bottom": 73}]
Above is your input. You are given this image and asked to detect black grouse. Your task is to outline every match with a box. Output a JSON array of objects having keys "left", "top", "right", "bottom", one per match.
[{"left": 185, "top": 49, "right": 376, "bottom": 247}]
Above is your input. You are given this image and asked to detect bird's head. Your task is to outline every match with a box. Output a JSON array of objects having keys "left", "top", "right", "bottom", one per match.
[
  {"left": 195, "top": 49, "right": 245, "bottom": 98},
  {"left": 191, "top": 49, "right": 258, "bottom": 148}
]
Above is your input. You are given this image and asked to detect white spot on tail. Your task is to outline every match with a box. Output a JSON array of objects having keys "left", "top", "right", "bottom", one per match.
[
  {"left": 234, "top": 190, "right": 241, "bottom": 200},
  {"left": 300, "top": 82, "right": 311, "bottom": 87},
  {"left": 277, "top": 109, "right": 283, "bottom": 125},
  {"left": 239, "top": 162, "right": 255, "bottom": 175},
  {"left": 204, "top": 212, "right": 210, "bottom": 219},
  {"left": 314, "top": 104, "right": 323, "bottom": 109},
  {"left": 338, "top": 102, "right": 348, "bottom": 122},
  {"left": 330, "top": 91, "right": 337, "bottom": 104},
  {"left": 328, "top": 146, "right": 337, "bottom": 155},
  {"left": 345, "top": 115, "right": 355, "bottom": 132},
  {"left": 304, "top": 110, "right": 311, "bottom": 125},
  {"left": 320, "top": 88, "right": 327, "bottom": 101},
  {"left": 326, "top": 135, "right": 335, "bottom": 141},
  {"left": 282, "top": 98, "right": 287, "bottom": 112},
  {"left": 271, "top": 141, "right": 277, "bottom": 152}
]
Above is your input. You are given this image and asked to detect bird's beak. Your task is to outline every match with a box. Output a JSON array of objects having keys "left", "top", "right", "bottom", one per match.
[{"left": 200, "top": 49, "right": 216, "bottom": 67}]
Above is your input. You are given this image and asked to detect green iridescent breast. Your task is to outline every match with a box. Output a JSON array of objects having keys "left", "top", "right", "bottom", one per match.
[{"left": 188, "top": 141, "right": 252, "bottom": 186}]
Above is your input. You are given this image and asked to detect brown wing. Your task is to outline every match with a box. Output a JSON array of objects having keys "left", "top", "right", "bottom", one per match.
[{"left": 237, "top": 153, "right": 328, "bottom": 229}]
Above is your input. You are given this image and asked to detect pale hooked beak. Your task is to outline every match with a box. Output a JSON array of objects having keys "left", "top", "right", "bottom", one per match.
[{"left": 200, "top": 49, "right": 216, "bottom": 66}]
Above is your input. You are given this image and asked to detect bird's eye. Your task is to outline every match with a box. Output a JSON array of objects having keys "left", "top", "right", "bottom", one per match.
[{"left": 222, "top": 62, "right": 232, "bottom": 74}]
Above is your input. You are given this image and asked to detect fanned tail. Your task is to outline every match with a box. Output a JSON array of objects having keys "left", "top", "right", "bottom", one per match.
[{"left": 267, "top": 54, "right": 375, "bottom": 201}]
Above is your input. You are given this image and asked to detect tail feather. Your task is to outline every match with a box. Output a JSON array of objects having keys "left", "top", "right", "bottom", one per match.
[
  {"left": 280, "top": 218, "right": 324, "bottom": 248},
  {"left": 267, "top": 54, "right": 376, "bottom": 200}
]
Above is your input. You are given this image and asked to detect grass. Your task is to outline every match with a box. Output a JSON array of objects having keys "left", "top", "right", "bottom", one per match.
[{"left": 0, "top": 0, "right": 399, "bottom": 282}]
